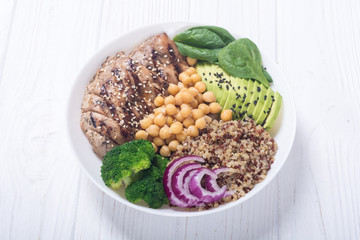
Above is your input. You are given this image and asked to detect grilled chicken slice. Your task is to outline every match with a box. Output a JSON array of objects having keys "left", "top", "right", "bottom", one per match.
[
  {"left": 81, "top": 111, "right": 129, "bottom": 144},
  {"left": 84, "top": 129, "right": 117, "bottom": 158},
  {"left": 129, "top": 33, "right": 188, "bottom": 85},
  {"left": 81, "top": 33, "right": 188, "bottom": 158}
]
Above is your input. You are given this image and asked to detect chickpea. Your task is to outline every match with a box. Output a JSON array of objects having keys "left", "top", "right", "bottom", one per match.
[
  {"left": 153, "top": 137, "right": 164, "bottom": 146},
  {"left": 191, "top": 109, "right": 204, "bottom": 120},
  {"left": 183, "top": 77, "right": 192, "bottom": 85},
  {"left": 181, "top": 92, "right": 194, "bottom": 104},
  {"left": 159, "top": 125, "right": 171, "bottom": 139},
  {"left": 154, "top": 113, "right": 166, "bottom": 127},
  {"left": 166, "top": 116, "right": 173, "bottom": 126},
  {"left": 195, "top": 117, "right": 206, "bottom": 130},
  {"left": 185, "top": 67, "right": 197, "bottom": 76},
  {"left": 190, "top": 99, "right": 198, "bottom": 108},
  {"left": 165, "top": 104, "right": 177, "bottom": 115},
  {"left": 174, "top": 112, "right": 184, "bottom": 122},
  {"left": 202, "top": 91, "right": 216, "bottom": 103},
  {"left": 178, "top": 82, "right": 186, "bottom": 89},
  {"left": 198, "top": 103, "right": 210, "bottom": 115},
  {"left": 152, "top": 143, "right": 158, "bottom": 152},
  {"left": 209, "top": 102, "right": 222, "bottom": 114},
  {"left": 154, "top": 107, "right": 166, "bottom": 116},
  {"left": 179, "top": 72, "right": 191, "bottom": 85},
  {"left": 195, "top": 81, "right": 206, "bottom": 93},
  {"left": 180, "top": 104, "right": 192, "bottom": 118},
  {"left": 148, "top": 114, "right": 155, "bottom": 120},
  {"left": 168, "top": 140, "right": 180, "bottom": 151},
  {"left": 221, "top": 109, "right": 233, "bottom": 122},
  {"left": 187, "top": 57, "right": 197, "bottom": 65},
  {"left": 159, "top": 145, "right": 171, "bottom": 157},
  {"left": 170, "top": 122, "right": 183, "bottom": 134},
  {"left": 195, "top": 93, "right": 203, "bottom": 104},
  {"left": 140, "top": 117, "right": 153, "bottom": 129},
  {"left": 135, "top": 130, "right": 149, "bottom": 140},
  {"left": 154, "top": 96, "right": 164, "bottom": 107},
  {"left": 179, "top": 72, "right": 189, "bottom": 82},
  {"left": 176, "top": 131, "right": 187, "bottom": 142},
  {"left": 187, "top": 125, "right": 199, "bottom": 137},
  {"left": 174, "top": 93, "right": 183, "bottom": 105},
  {"left": 183, "top": 117, "right": 195, "bottom": 128},
  {"left": 188, "top": 87, "right": 198, "bottom": 97},
  {"left": 190, "top": 74, "right": 202, "bottom": 85},
  {"left": 165, "top": 135, "right": 176, "bottom": 144},
  {"left": 164, "top": 95, "right": 175, "bottom": 105},
  {"left": 180, "top": 88, "right": 188, "bottom": 93},
  {"left": 168, "top": 83, "right": 180, "bottom": 96},
  {"left": 204, "top": 115, "right": 213, "bottom": 124},
  {"left": 146, "top": 125, "right": 160, "bottom": 137}
]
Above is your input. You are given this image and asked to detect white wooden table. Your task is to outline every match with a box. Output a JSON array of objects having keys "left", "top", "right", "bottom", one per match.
[{"left": 1, "top": 0, "right": 359, "bottom": 239}]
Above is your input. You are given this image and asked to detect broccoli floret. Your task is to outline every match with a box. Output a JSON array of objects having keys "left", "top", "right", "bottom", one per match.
[
  {"left": 125, "top": 157, "right": 170, "bottom": 209},
  {"left": 153, "top": 154, "right": 169, "bottom": 174},
  {"left": 128, "top": 139, "right": 156, "bottom": 159},
  {"left": 101, "top": 140, "right": 155, "bottom": 189}
]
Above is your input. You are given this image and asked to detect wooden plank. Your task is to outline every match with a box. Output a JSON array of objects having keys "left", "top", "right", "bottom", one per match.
[
  {"left": 0, "top": 0, "right": 103, "bottom": 239},
  {"left": 276, "top": 0, "right": 360, "bottom": 239},
  {"left": 0, "top": 0, "right": 16, "bottom": 83}
]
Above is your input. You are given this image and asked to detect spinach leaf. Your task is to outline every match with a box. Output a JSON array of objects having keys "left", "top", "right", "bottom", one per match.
[
  {"left": 262, "top": 67, "right": 273, "bottom": 83},
  {"left": 175, "top": 42, "right": 220, "bottom": 63},
  {"left": 173, "top": 29, "right": 226, "bottom": 49},
  {"left": 218, "top": 38, "right": 269, "bottom": 88},
  {"left": 189, "top": 26, "right": 235, "bottom": 45}
]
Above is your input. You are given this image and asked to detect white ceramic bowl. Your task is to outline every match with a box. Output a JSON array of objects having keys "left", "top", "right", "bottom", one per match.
[{"left": 66, "top": 22, "right": 296, "bottom": 217}]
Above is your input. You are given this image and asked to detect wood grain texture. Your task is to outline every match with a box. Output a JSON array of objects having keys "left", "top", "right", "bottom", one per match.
[{"left": 0, "top": 0, "right": 359, "bottom": 239}]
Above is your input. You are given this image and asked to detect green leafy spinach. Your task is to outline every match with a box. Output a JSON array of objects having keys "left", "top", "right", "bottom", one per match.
[
  {"left": 173, "top": 26, "right": 273, "bottom": 85},
  {"left": 189, "top": 26, "right": 235, "bottom": 45},
  {"left": 175, "top": 42, "right": 221, "bottom": 63},
  {"left": 173, "top": 28, "right": 226, "bottom": 49},
  {"left": 218, "top": 38, "right": 270, "bottom": 88}
]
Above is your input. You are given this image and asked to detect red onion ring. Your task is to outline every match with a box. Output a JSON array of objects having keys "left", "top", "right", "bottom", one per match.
[
  {"left": 189, "top": 168, "right": 227, "bottom": 204},
  {"left": 171, "top": 163, "right": 203, "bottom": 207},
  {"left": 163, "top": 155, "right": 204, "bottom": 206}
]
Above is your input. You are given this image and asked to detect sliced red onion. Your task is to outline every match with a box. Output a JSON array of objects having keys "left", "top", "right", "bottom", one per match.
[
  {"left": 163, "top": 155, "right": 205, "bottom": 206},
  {"left": 171, "top": 163, "right": 203, "bottom": 207},
  {"left": 189, "top": 168, "right": 227, "bottom": 204},
  {"left": 205, "top": 168, "right": 236, "bottom": 197},
  {"left": 204, "top": 174, "right": 219, "bottom": 192}
]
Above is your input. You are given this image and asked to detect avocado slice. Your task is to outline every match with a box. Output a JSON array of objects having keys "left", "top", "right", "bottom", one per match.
[
  {"left": 239, "top": 79, "right": 255, "bottom": 119},
  {"left": 252, "top": 85, "right": 268, "bottom": 120},
  {"left": 203, "top": 62, "right": 215, "bottom": 92},
  {"left": 263, "top": 92, "right": 282, "bottom": 130},
  {"left": 245, "top": 81, "right": 262, "bottom": 119},
  {"left": 255, "top": 87, "right": 274, "bottom": 125},
  {"left": 211, "top": 65, "right": 229, "bottom": 106},
  {"left": 195, "top": 61, "right": 206, "bottom": 81},
  {"left": 228, "top": 77, "right": 244, "bottom": 118},
  {"left": 222, "top": 76, "right": 238, "bottom": 113}
]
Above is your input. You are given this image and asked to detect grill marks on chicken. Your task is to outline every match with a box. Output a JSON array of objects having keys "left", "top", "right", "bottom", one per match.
[{"left": 80, "top": 33, "right": 188, "bottom": 158}]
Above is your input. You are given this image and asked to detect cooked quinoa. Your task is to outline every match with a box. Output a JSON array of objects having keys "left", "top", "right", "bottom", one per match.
[{"left": 171, "top": 117, "right": 277, "bottom": 209}]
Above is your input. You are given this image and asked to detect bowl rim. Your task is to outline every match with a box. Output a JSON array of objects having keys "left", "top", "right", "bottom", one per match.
[{"left": 66, "top": 21, "right": 297, "bottom": 217}]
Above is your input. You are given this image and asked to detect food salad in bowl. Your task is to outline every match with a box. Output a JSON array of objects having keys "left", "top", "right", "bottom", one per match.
[{"left": 67, "top": 22, "right": 296, "bottom": 217}]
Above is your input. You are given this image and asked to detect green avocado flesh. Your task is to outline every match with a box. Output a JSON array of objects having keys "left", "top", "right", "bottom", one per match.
[
  {"left": 245, "top": 81, "right": 262, "bottom": 119},
  {"left": 255, "top": 87, "right": 274, "bottom": 126},
  {"left": 196, "top": 63, "right": 281, "bottom": 126},
  {"left": 252, "top": 84, "right": 269, "bottom": 122},
  {"left": 263, "top": 92, "right": 282, "bottom": 130},
  {"left": 239, "top": 79, "right": 255, "bottom": 119},
  {"left": 211, "top": 64, "right": 228, "bottom": 106}
]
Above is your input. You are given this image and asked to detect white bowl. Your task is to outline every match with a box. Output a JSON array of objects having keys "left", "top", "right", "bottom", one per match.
[{"left": 66, "top": 22, "right": 296, "bottom": 217}]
